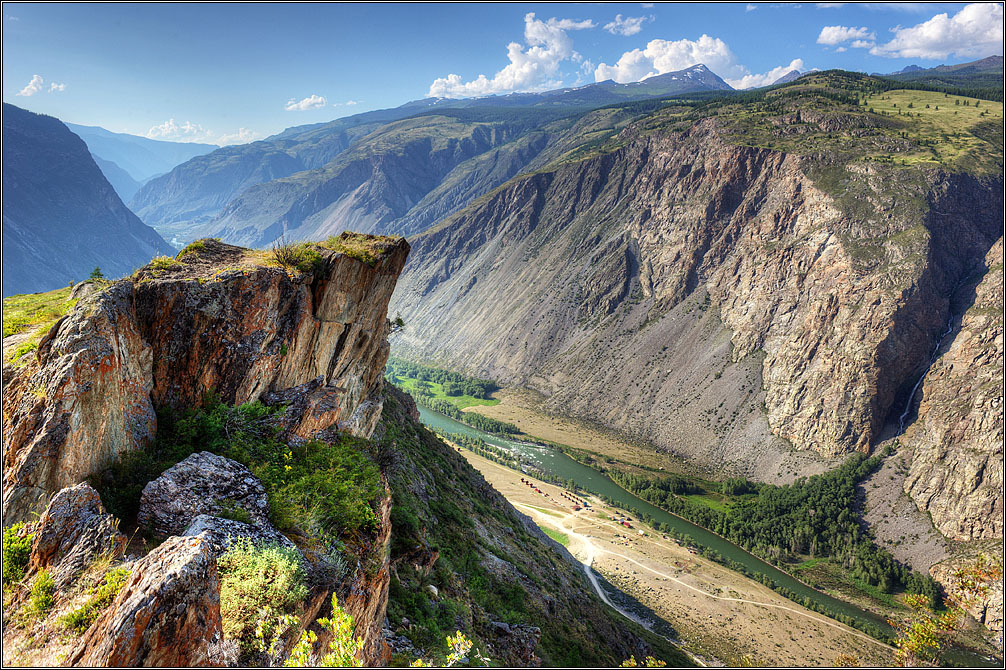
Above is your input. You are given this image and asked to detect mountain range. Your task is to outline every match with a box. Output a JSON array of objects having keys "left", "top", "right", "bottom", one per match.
[{"left": 2, "top": 104, "right": 175, "bottom": 296}]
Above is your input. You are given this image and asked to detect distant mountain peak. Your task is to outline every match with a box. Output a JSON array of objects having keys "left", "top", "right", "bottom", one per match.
[{"left": 770, "top": 70, "right": 803, "bottom": 86}]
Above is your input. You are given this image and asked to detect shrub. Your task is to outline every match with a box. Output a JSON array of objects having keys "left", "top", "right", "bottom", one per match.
[
  {"left": 29, "top": 570, "right": 55, "bottom": 618},
  {"left": 2, "top": 523, "right": 34, "bottom": 586},
  {"left": 285, "top": 593, "right": 363, "bottom": 667},
  {"left": 272, "top": 240, "right": 325, "bottom": 275},
  {"left": 58, "top": 567, "right": 131, "bottom": 633},
  {"left": 176, "top": 239, "right": 207, "bottom": 258},
  {"left": 218, "top": 539, "right": 308, "bottom": 657}
]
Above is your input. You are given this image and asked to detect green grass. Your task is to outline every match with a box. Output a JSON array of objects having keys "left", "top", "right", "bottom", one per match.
[
  {"left": 683, "top": 493, "right": 731, "bottom": 513},
  {"left": 321, "top": 232, "right": 401, "bottom": 266},
  {"left": 394, "top": 377, "right": 500, "bottom": 409},
  {"left": 58, "top": 567, "right": 131, "bottom": 633},
  {"left": 28, "top": 570, "right": 55, "bottom": 619},
  {"left": 538, "top": 526, "right": 570, "bottom": 547},
  {"left": 524, "top": 504, "right": 562, "bottom": 518},
  {"left": 2, "top": 523, "right": 34, "bottom": 587},
  {"left": 2, "top": 286, "right": 78, "bottom": 362}
]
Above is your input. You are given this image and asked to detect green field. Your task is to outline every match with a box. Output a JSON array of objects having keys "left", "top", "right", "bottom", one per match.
[
  {"left": 392, "top": 376, "right": 500, "bottom": 410},
  {"left": 538, "top": 526, "right": 570, "bottom": 547},
  {"left": 2, "top": 286, "right": 79, "bottom": 363}
]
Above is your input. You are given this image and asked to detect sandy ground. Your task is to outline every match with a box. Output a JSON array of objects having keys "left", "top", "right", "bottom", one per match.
[{"left": 459, "top": 448, "right": 896, "bottom": 667}]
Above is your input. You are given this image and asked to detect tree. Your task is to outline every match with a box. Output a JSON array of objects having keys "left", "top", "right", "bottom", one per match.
[
  {"left": 389, "top": 315, "right": 405, "bottom": 334},
  {"left": 89, "top": 266, "right": 105, "bottom": 280}
]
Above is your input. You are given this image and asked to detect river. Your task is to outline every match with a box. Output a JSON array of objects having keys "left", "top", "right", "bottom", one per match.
[{"left": 417, "top": 405, "right": 998, "bottom": 667}]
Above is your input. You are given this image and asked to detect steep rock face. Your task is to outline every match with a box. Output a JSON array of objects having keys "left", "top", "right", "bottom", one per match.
[
  {"left": 905, "top": 239, "right": 1004, "bottom": 542},
  {"left": 931, "top": 553, "right": 1005, "bottom": 652},
  {"left": 390, "top": 120, "right": 1001, "bottom": 473},
  {"left": 24, "top": 483, "right": 127, "bottom": 590},
  {"left": 66, "top": 534, "right": 224, "bottom": 667},
  {"left": 1, "top": 103, "right": 174, "bottom": 296},
  {"left": 2, "top": 237, "right": 408, "bottom": 524}
]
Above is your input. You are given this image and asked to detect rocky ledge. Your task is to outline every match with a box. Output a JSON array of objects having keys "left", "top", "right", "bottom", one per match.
[{"left": 2, "top": 235, "right": 409, "bottom": 524}]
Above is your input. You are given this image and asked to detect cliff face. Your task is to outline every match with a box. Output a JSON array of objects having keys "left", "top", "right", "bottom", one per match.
[
  {"left": 905, "top": 238, "right": 1004, "bottom": 542},
  {"left": 1, "top": 103, "right": 175, "bottom": 296},
  {"left": 390, "top": 120, "right": 1001, "bottom": 478},
  {"left": 2, "top": 237, "right": 409, "bottom": 524}
]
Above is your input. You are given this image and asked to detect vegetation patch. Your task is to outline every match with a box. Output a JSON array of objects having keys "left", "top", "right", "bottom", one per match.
[
  {"left": 539, "top": 526, "right": 570, "bottom": 547},
  {"left": 2, "top": 523, "right": 34, "bottom": 587},
  {"left": 218, "top": 539, "right": 308, "bottom": 659},
  {"left": 91, "top": 396, "right": 383, "bottom": 547},
  {"left": 58, "top": 567, "right": 131, "bottom": 633},
  {"left": 176, "top": 239, "right": 210, "bottom": 258},
  {"left": 28, "top": 570, "right": 55, "bottom": 619},
  {"left": 271, "top": 240, "right": 325, "bottom": 275},
  {"left": 2, "top": 286, "right": 78, "bottom": 359},
  {"left": 321, "top": 232, "right": 400, "bottom": 266},
  {"left": 386, "top": 357, "right": 500, "bottom": 409}
]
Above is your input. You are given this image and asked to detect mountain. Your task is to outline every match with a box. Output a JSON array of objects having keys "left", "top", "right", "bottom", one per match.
[
  {"left": 90, "top": 153, "right": 143, "bottom": 202},
  {"left": 878, "top": 55, "right": 1004, "bottom": 89},
  {"left": 1, "top": 237, "right": 687, "bottom": 667},
  {"left": 2, "top": 104, "right": 176, "bottom": 297},
  {"left": 65, "top": 122, "right": 218, "bottom": 182},
  {"left": 770, "top": 69, "right": 803, "bottom": 85},
  {"left": 130, "top": 64, "right": 734, "bottom": 243}
]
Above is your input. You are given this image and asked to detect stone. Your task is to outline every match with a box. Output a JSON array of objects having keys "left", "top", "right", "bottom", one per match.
[
  {"left": 66, "top": 534, "right": 223, "bottom": 667},
  {"left": 137, "top": 452, "right": 270, "bottom": 538},
  {"left": 182, "top": 514, "right": 299, "bottom": 557},
  {"left": 26, "top": 483, "right": 127, "bottom": 590}
]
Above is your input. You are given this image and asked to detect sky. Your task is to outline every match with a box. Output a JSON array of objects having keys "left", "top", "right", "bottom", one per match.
[{"left": 3, "top": 2, "right": 1002, "bottom": 145}]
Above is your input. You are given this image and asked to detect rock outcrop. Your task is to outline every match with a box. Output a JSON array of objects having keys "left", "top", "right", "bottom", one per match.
[
  {"left": 182, "top": 514, "right": 300, "bottom": 556},
  {"left": 24, "top": 483, "right": 127, "bottom": 590},
  {"left": 138, "top": 452, "right": 271, "bottom": 538},
  {"left": 66, "top": 534, "right": 223, "bottom": 667},
  {"left": 905, "top": 239, "right": 1004, "bottom": 542},
  {"left": 390, "top": 118, "right": 1001, "bottom": 477},
  {"left": 931, "top": 553, "right": 1005, "bottom": 652},
  {"left": 2, "top": 236, "right": 408, "bottom": 525}
]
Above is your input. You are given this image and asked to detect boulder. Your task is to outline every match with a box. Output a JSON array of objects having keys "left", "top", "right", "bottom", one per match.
[
  {"left": 137, "top": 451, "right": 269, "bottom": 537},
  {"left": 66, "top": 534, "right": 223, "bottom": 667},
  {"left": 182, "top": 514, "right": 299, "bottom": 557},
  {"left": 26, "top": 483, "right": 127, "bottom": 589},
  {"left": 485, "top": 621, "right": 542, "bottom": 667}
]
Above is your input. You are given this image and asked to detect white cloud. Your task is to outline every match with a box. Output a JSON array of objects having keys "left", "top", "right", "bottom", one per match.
[
  {"left": 331, "top": 99, "right": 360, "bottom": 107},
  {"left": 870, "top": 3, "right": 1004, "bottom": 59},
  {"left": 641, "top": 3, "right": 655, "bottom": 8},
  {"left": 49, "top": 82, "right": 66, "bottom": 92},
  {"left": 145, "top": 118, "right": 211, "bottom": 142},
  {"left": 428, "top": 13, "right": 595, "bottom": 98},
  {"left": 216, "top": 128, "right": 261, "bottom": 145},
  {"left": 746, "top": 4, "right": 758, "bottom": 11},
  {"left": 604, "top": 14, "right": 650, "bottom": 36},
  {"left": 727, "top": 58, "right": 806, "bottom": 89},
  {"left": 850, "top": 39, "right": 875, "bottom": 49},
  {"left": 835, "top": 46, "right": 848, "bottom": 52},
  {"left": 285, "top": 94, "right": 328, "bottom": 111},
  {"left": 16, "top": 74, "right": 44, "bottom": 96},
  {"left": 817, "top": 25, "right": 875, "bottom": 45},
  {"left": 594, "top": 34, "right": 804, "bottom": 90}
]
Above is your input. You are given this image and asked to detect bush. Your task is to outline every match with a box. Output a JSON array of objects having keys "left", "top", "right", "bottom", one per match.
[
  {"left": 272, "top": 240, "right": 325, "bottom": 275},
  {"left": 2, "top": 523, "right": 33, "bottom": 586},
  {"left": 29, "top": 570, "right": 55, "bottom": 618},
  {"left": 218, "top": 539, "right": 308, "bottom": 657},
  {"left": 58, "top": 567, "right": 131, "bottom": 633},
  {"left": 285, "top": 593, "right": 363, "bottom": 667}
]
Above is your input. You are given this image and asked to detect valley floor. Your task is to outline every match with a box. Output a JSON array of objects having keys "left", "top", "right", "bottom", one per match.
[{"left": 458, "top": 449, "right": 895, "bottom": 667}]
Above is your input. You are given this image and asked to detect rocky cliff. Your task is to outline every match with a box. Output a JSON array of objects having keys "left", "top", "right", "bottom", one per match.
[
  {"left": 2, "top": 103, "right": 175, "bottom": 296},
  {"left": 2, "top": 236, "right": 408, "bottom": 525},
  {"left": 390, "top": 82, "right": 1002, "bottom": 482}
]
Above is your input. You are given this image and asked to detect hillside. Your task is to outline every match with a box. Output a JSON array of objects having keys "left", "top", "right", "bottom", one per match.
[
  {"left": 879, "top": 56, "right": 1003, "bottom": 91},
  {"left": 2, "top": 104, "right": 175, "bottom": 297},
  {"left": 1, "top": 236, "right": 687, "bottom": 667},
  {"left": 129, "top": 65, "right": 734, "bottom": 245},
  {"left": 389, "top": 71, "right": 1003, "bottom": 477}
]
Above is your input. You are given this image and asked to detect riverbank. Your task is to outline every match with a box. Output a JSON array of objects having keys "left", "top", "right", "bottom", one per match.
[{"left": 459, "top": 448, "right": 894, "bottom": 667}]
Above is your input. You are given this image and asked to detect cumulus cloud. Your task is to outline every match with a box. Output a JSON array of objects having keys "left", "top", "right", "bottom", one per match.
[
  {"left": 16, "top": 74, "right": 44, "bottom": 96},
  {"left": 604, "top": 14, "right": 650, "bottom": 36},
  {"left": 216, "top": 128, "right": 261, "bottom": 145},
  {"left": 870, "top": 3, "right": 1004, "bottom": 59},
  {"left": 817, "top": 25, "right": 875, "bottom": 45},
  {"left": 727, "top": 58, "right": 806, "bottom": 89},
  {"left": 49, "top": 82, "right": 66, "bottom": 92},
  {"left": 285, "top": 94, "right": 327, "bottom": 111},
  {"left": 428, "top": 13, "right": 595, "bottom": 98},
  {"left": 145, "top": 118, "right": 211, "bottom": 142},
  {"left": 594, "top": 35, "right": 804, "bottom": 90}
]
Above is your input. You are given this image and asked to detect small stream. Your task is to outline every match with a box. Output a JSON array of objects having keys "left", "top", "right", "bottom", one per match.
[{"left": 898, "top": 314, "right": 956, "bottom": 433}]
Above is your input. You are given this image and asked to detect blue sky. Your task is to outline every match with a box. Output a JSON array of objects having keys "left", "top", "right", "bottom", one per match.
[{"left": 3, "top": 2, "right": 1001, "bottom": 144}]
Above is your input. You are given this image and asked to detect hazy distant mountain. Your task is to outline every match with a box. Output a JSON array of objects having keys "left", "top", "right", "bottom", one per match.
[
  {"left": 65, "top": 122, "right": 218, "bottom": 182},
  {"left": 2, "top": 104, "right": 175, "bottom": 296},
  {"left": 90, "top": 153, "right": 143, "bottom": 202},
  {"left": 770, "top": 70, "right": 803, "bottom": 85},
  {"left": 131, "top": 64, "right": 733, "bottom": 241},
  {"left": 877, "top": 56, "right": 1003, "bottom": 88}
]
